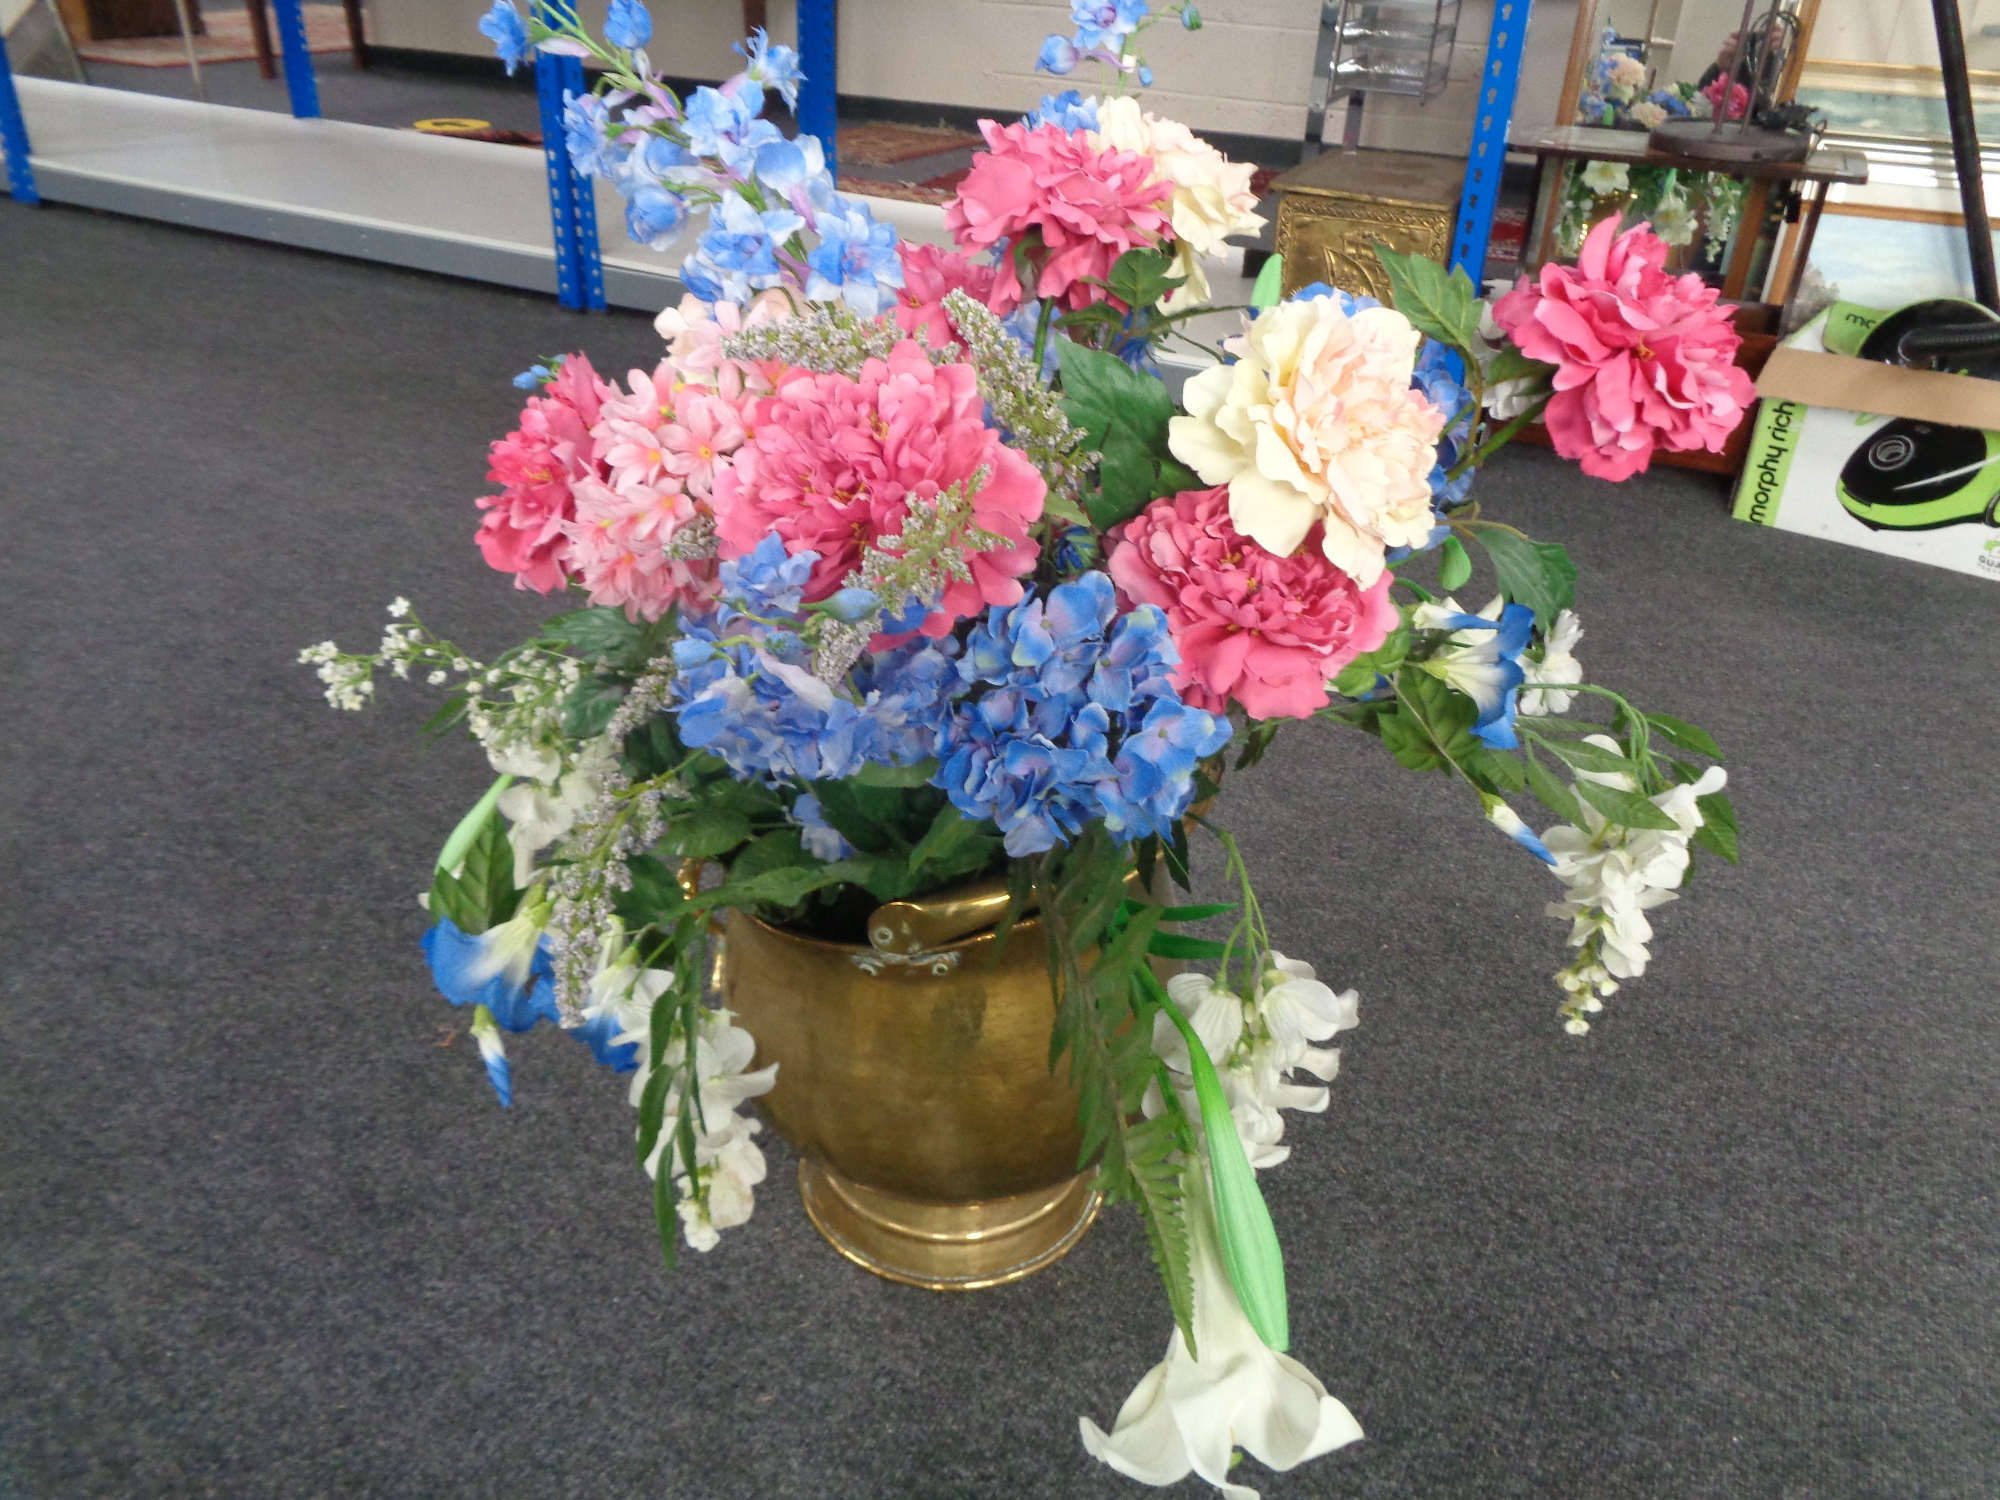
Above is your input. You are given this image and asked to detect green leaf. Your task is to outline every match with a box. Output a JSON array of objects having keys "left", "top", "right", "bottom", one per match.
[
  {"left": 436, "top": 776, "right": 513, "bottom": 875},
  {"left": 1693, "top": 790, "right": 1739, "bottom": 863},
  {"left": 1103, "top": 245, "right": 1187, "bottom": 310},
  {"left": 1573, "top": 776, "right": 1680, "bottom": 832},
  {"left": 1151, "top": 974, "right": 1289, "bottom": 1351},
  {"left": 612, "top": 853, "right": 689, "bottom": 930},
  {"left": 561, "top": 674, "right": 627, "bottom": 740},
  {"left": 1374, "top": 244, "right": 1481, "bottom": 354},
  {"left": 1464, "top": 524, "right": 1577, "bottom": 632},
  {"left": 1089, "top": 417, "right": 1162, "bottom": 530},
  {"left": 1647, "top": 714, "right": 1723, "bottom": 761},
  {"left": 541, "top": 606, "right": 643, "bottom": 659},
  {"left": 1536, "top": 737, "right": 1643, "bottom": 778},
  {"left": 1155, "top": 458, "right": 1199, "bottom": 497},
  {"left": 1524, "top": 749, "right": 1583, "bottom": 825},
  {"left": 907, "top": 804, "right": 999, "bottom": 880},
  {"left": 852, "top": 758, "right": 939, "bottom": 788},
  {"left": 1467, "top": 746, "right": 1527, "bottom": 791},
  {"left": 691, "top": 862, "right": 859, "bottom": 912},
  {"left": 663, "top": 808, "right": 754, "bottom": 858},
  {"left": 1437, "top": 534, "right": 1473, "bottom": 591},
  {"left": 1329, "top": 624, "right": 1410, "bottom": 699},
  {"left": 1485, "top": 345, "right": 1557, "bottom": 386},
  {"left": 1121, "top": 900, "right": 1236, "bottom": 923},
  {"left": 728, "top": 827, "right": 804, "bottom": 885},
  {"left": 1147, "top": 931, "right": 1233, "bottom": 959},
  {"left": 810, "top": 779, "right": 915, "bottom": 858},
  {"left": 1165, "top": 820, "right": 1192, "bottom": 891}
]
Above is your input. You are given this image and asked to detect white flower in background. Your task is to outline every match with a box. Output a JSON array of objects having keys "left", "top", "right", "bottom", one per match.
[
  {"left": 1581, "top": 160, "right": 1630, "bottom": 195},
  {"left": 1088, "top": 96, "right": 1266, "bottom": 312},
  {"left": 1475, "top": 304, "right": 1550, "bottom": 420},
  {"left": 631, "top": 1007, "right": 778, "bottom": 1252},
  {"left": 1080, "top": 1168, "right": 1364, "bottom": 1499},
  {"left": 1650, "top": 197, "right": 1697, "bottom": 247},
  {"left": 1631, "top": 99, "right": 1668, "bottom": 129},
  {"left": 498, "top": 735, "right": 618, "bottom": 885},
  {"left": 1519, "top": 608, "right": 1583, "bottom": 717},
  {"left": 1537, "top": 736, "right": 1728, "bottom": 1030},
  {"left": 1149, "top": 955, "right": 1358, "bottom": 1171}
]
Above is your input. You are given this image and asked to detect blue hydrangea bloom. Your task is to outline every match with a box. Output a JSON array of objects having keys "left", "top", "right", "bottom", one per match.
[
  {"left": 421, "top": 916, "right": 560, "bottom": 1033},
  {"left": 1291, "top": 281, "right": 1383, "bottom": 316},
  {"left": 1071, "top": 0, "right": 1150, "bottom": 51},
  {"left": 604, "top": 0, "right": 652, "bottom": 49},
  {"left": 792, "top": 792, "right": 855, "bottom": 862},
  {"left": 934, "top": 573, "right": 1229, "bottom": 856},
  {"left": 805, "top": 196, "right": 906, "bottom": 317},
  {"left": 680, "top": 192, "right": 805, "bottom": 305},
  {"left": 1023, "top": 89, "right": 1098, "bottom": 132},
  {"left": 1650, "top": 87, "right": 1691, "bottom": 118},
  {"left": 736, "top": 29, "right": 805, "bottom": 110},
  {"left": 1412, "top": 338, "right": 1476, "bottom": 511},
  {"left": 1036, "top": 34, "right": 1079, "bottom": 75},
  {"left": 667, "top": 536, "right": 956, "bottom": 783},
  {"left": 478, "top": 0, "right": 530, "bottom": 74}
]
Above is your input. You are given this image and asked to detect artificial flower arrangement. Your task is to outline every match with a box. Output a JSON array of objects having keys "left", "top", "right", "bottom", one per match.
[{"left": 303, "top": 3, "right": 1752, "bottom": 1494}]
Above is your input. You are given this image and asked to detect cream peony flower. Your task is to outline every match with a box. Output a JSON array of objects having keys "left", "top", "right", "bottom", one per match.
[
  {"left": 1088, "top": 97, "right": 1265, "bottom": 313},
  {"left": 1167, "top": 297, "right": 1446, "bottom": 586}
]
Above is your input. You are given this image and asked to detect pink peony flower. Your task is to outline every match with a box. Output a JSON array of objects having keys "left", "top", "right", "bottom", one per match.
[
  {"left": 710, "top": 340, "right": 1045, "bottom": 637},
  {"left": 944, "top": 119, "right": 1171, "bottom": 315},
  {"left": 1702, "top": 75, "right": 1751, "bottom": 121},
  {"left": 1108, "top": 486, "right": 1398, "bottom": 721},
  {"left": 1490, "top": 217, "right": 1756, "bottom": 481},
  {"left": 476, "top": 352, "right": 611, "bottom": 594},
  {"left": 893, "top": 242, "right": 999, "bottom": 352},
  {"left": 562, "top": 475, "right": 720, "bottom": 623}
]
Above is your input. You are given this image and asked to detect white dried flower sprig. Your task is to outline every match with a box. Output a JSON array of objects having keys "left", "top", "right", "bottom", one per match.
[{"left": 942, "top": 289, "right": 1093, "bottom": 518}]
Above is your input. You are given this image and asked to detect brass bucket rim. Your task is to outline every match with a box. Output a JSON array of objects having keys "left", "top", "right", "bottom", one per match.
[{"left": 733, "top": 903, "right": 1044, "bottom": 959}]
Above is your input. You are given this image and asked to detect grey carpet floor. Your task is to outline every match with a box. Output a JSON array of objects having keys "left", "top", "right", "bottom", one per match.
[{"left": 2, "top": 202, "right": 1996, "bottom": 1500}]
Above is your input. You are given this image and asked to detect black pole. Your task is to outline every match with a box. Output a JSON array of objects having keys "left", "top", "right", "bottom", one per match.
[{"left": 1933, "top": 0, "right": 1999, "bottom": 311}]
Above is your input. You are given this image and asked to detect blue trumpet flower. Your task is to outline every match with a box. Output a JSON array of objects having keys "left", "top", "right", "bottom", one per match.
[
  {"left": 421, "top": 910, "right": 559, "bottom": 1033},
  {"left": 1416, "top": 600, "right": 1536, "bottom": 750},
  {"left": 469, "top": 1005, "right": 513, "bottom": 1107}
]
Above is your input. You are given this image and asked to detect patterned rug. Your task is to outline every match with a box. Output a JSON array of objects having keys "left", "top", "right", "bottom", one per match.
[
  {"left": 834, "top": 120, "right": 981, "bottom": 167},
  {"left": 839, "top": 171, "right": 968, "bottom": 208},
  {"left": 75, "top": 6, "right": 352, "bottom": 67}
]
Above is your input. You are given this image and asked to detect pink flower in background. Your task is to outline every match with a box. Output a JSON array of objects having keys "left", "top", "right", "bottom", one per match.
[
  {"left": 893, "top": 242, "right": 999, "bottom": 351},
  {"left": 562, "top": 476, "right": 719, "bottom": 622},
  {"left": 944, "top": 119, "right": 1170, "bottom": 315},
  {"left": 1108, "top": 487, "right": 1398, "bottom": 720},
  {"left": 476, "top": 352, "right": 611, "bottom": 594},
  {"left": 711, "top": 340, "right": 1045, "bottom": 637},
  {"left": 1490, "top": 217, "right": 1756, "bottom": 481},
  {"left": 1702, "top": 75, "right": 1751, "bottom": 121}
]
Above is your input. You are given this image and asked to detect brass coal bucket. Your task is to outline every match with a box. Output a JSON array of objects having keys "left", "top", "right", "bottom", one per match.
[{"left": 719, "top": 897, "right": 1099, "bottom": 1290}]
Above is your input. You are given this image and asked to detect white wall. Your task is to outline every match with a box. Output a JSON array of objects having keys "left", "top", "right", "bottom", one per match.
[{"left": 361, "top": 0, "right": 1600, "bottom": 156}]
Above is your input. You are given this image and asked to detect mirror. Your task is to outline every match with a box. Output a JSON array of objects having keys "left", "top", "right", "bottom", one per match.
[{"left": 1558, "top": 0, "right": 1818, "bottom": 130}]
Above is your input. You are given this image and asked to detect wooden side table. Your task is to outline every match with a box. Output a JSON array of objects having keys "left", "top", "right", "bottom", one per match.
[{"left": 1507, "top": 124, "right": 1867, "bottom": 320}]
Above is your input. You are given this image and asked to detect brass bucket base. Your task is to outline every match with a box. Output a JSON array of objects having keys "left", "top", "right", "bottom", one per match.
[{"left": 798, "top": 1160, "right": 1101, "bottom": 1291}]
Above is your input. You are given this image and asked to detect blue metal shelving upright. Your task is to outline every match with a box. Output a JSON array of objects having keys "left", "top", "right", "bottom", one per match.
[
  {"left": 1448, "top": 0, "right": 1532, "bottom": 288},
  {"left": 0, "top": 31, "right": 38, "bottom": 205},
  {"left": 269, "top": 0, "right": 322, "bottom": 119}
]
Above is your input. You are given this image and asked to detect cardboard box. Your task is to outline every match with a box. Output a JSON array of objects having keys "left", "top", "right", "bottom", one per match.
[{"left": 1732, "top": 305, "right": 2000, "bottom": 581}]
